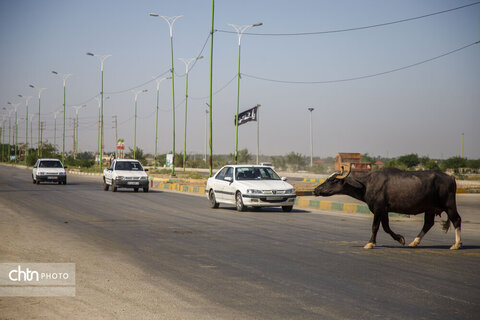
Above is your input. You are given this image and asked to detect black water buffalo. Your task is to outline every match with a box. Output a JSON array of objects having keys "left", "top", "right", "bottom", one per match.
[{"left": 314, "top": 166, "right": 462, "bottom": 249}]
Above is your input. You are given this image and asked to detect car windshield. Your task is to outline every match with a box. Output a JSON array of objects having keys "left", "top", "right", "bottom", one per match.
[
  {"left": 39, "top": 160, "right": 63, "bottom": 168},
  {"left": 115, "top": 161, "right": 143, "bottom": 171},
  {"left": 235, "top": 167, "right": 280, "bottom": 181}
]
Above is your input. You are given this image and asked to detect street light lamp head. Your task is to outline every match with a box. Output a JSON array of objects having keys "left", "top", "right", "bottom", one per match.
[
  {"left": 86, "top": 52, "right": 95, "bottom": 56},
  {"left": 252, "top": 22, "right": 263, "bottom": 27},
  {"left": 29, "top": 84, "right": 34, "bottom": 88},
  {"left": 308, "top": 107, "right": 315, "bottom": 112},
  {"left": 149, "top": 13, "right": 159, "bottom": 17},
  {"left": 197, "top": 56, "right": 204, "bottom": 60},
  {"left": 52, "top": 71, "right": 58, "bottom": 74}
]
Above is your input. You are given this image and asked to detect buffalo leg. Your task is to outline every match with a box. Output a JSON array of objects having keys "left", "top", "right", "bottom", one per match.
[
  {"left": 381, "top": 214, "right": 405, "bottom": 246},
  {"left": 364, "top": 212, "right": 383, "bottom": 249},
  {"left": 446, "top": 207, "right": 462, "bottom": 250},
  {"left": 409, "top": 211, "right": 435, "bottom": 247}
]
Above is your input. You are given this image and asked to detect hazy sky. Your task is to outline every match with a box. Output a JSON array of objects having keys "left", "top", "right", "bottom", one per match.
[{"left": 1, "top": 0, "right": 479, "bottom": 159}]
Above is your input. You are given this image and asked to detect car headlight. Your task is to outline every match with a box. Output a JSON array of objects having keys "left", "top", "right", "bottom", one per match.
[
  {"left": 247, "top": 189, "right": 263, "bottom": 194},
  {"left": 59, "top": 172, "right": 66, "bottom": 175},
  {"left": 286, "top": 188, "right": 295, "bottom": 194},
  {"left": 117, "top": 176, "right": 125, "bottom": 180},
  {"left": 140, "top": 176, "right": 147, "bottom": 180},
  {"left": 38, "top": 172, "right": 45, "bottom": 175}
]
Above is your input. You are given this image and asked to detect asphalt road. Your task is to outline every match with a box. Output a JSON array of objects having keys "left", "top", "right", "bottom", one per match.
[{"left": 1, "top": 165, "right": 479, "bottom": 319}]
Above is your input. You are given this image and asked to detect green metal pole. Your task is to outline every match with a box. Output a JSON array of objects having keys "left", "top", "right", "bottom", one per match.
[
  {"left": 37, "top": 96, "right": 41, "bottom": 157},
  {"left": 134, "top": 97, "right": 137, "bottom": 160},
  {"left": 154, "top": 86, "right": 159, "bottom": 169},
  {"left": 25, "top": 104, "right": 28, "bottom": 164},
  {"left": 234, "top": 41, "right": 241, "bottom": 164},
  {"left": 62, "top": 83, "right": 66, "bottom": 163},
  {"left": 1, "top": 125, "right": 2, "bottom": 162},
  {"left": 30, "top": 118, "right": 33, "bottom": 154},
  {"left": 183, "top": 71, "right": 189, "bottom": 171},
  {"left": 54, "top": 115, "right": 57, "bottom": 151},
  {"left": 1, "top": 125, "right": 3, "bottom": 162},
  {"left": 8, "top": 116, "right": 11, "bottom": 162},
  {"left": 14, "top": 109, "right": 18, "bottom": 164},
  {"left": 170, "top": 34, "right": 176, "bottom": 176},
  {"left": 97, "top": 101, "right": 101, "bottom": 167},
  {"left": 76, "top": 112, "right": 79, "bottom": 155},
  {"left": 208, "top": 0, "right": 214, "bottom": 177},
  {"left": 100, "top": 68, "right": 104, "bottom": 169}
]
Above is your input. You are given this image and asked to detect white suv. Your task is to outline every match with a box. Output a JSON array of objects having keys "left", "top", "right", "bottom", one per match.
[{"left": 32, "top": 158, "right": 67, "bottom": 185}]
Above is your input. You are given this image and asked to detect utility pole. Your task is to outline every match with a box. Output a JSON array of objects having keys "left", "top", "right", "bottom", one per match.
[
  {"left": 461, "top": 133, "right": 464, "bottom": 158},
  {"left": 113, "top": 116, "right": 118, "bottom": 158}
]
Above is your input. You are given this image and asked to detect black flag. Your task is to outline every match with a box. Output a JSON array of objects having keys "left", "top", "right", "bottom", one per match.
[{"left": 234, "top": 106, "right": 258, "bottom": 126}]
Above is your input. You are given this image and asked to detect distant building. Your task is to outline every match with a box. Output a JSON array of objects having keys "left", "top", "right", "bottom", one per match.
[{"left": 335, "top": 152, "right": 372, "bottom": 175}]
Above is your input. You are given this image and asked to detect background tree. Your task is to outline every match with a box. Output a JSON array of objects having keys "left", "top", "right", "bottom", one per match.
[
  {"left": 397, "top": 153, "right": 420, "bottom": 168},
  {"left": 125, "top": 147, "right": 148, "bottom": 166}
]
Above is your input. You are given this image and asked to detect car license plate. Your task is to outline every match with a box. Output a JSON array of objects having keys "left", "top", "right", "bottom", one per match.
[
  {"left": 266, "top": 197, "right": 278, "bottom": 201},
  {"left": 47, "top": 176, "right": 57, "bottom": 180},
  {"left": 127, "top": 181, "right": 139, "bottom": 185}
]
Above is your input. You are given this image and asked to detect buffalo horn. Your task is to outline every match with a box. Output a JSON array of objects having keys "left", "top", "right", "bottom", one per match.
[{"left": 336, "top": 164, "right": 351, "bottom": 180}]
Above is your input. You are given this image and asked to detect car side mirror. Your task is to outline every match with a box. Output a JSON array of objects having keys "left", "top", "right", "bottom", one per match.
[
  {"left": 281, "top": 177, "right": 287, "bottom": 181},
  {"left": 224, "top": 177, "right": 233, "bottom": 182},
  {"left": 34, "top": 165, "right": 37, "bottom": 168},
  {"left": 63, "top": 166, "right": 68, "bottom": 169},
  {"left": 144, "top": 169, "right": 149, "bottom": 172}
]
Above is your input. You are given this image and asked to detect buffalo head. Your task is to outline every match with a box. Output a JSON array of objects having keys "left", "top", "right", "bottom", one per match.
[{"left": 314, "top": 165, "right": 363, "bottom": 197}]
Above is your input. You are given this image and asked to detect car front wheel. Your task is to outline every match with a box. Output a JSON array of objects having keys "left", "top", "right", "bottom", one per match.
[
  {"left": 235, "top": 191, "right": 246, "bottom": 212},
  {"left": 103, "top": 179, "right": 109, "bottom": 191},
  {"left": 209, "top": 190, "right": 219, "bottom": 208}
]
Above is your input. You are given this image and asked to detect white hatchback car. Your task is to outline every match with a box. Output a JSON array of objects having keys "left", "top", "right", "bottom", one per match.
[
  {"left": 206, "top": 165, "right": 296, "bottom": 212},
  {"left": 32, "top": 158, "right": 67, "bottom": 185}
]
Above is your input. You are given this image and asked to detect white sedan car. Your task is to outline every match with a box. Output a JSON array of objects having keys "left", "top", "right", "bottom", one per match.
[
  {"left": 206, "top": 165, "right": 296, "bottom": 212},
  {"left": 32, "top": 158, "right": 67, "bottom": 185}
]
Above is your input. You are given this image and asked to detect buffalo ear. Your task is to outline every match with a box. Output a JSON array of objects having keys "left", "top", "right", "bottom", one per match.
[{"left": 348, "top": 178, "right": 363, "bottom": 189}]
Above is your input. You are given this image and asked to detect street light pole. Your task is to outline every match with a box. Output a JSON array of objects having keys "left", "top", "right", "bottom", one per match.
[
  {"left": 29, "top": 85, "right": 46, "bottom": 157},
  {"left": 1, "top": 115, "right": 4, "bottom": 162},
  {"left": 18, "top": 95, "right": 32, "bottom": 163},
  {"left": 52, "top": 71, "right": 72, "bottom": 163},
  {"left": 87, "top": 52, "right": 111, "bottom": 168},
  {"left": 7, "top": 103, "right": 20, "bottom": 164},
  {"left": 208, "top": 0, "right": 215, "bottom": 177},
  {"left": 131, "top": 89, "right": 148, "bottom": 160},
  {"left": 71, "top": 105, "right": 86, "bottom": 158},
  {"left": 229, "top": 22, "right": 263, "bottom": 163},
  {"left": 178, "top": 56, "right": 203, "bottom": 171},
  {"left": 205, "top": 105, "right": 209, "bottom": 165},
  {"left": 150, "top": 13, "right": 182, "bottom": 175},
  {"left": 308, "top": 107, "right": 315, "bottom": 167},
  {"left": 153, "top": 77, "right": 170, "bottom": 169},
  {"left": 53, "top": 110, "right": 61, "bottom": 151},
  {"left": 5, "top": 108, "right": 13, "bottom": 162}
]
